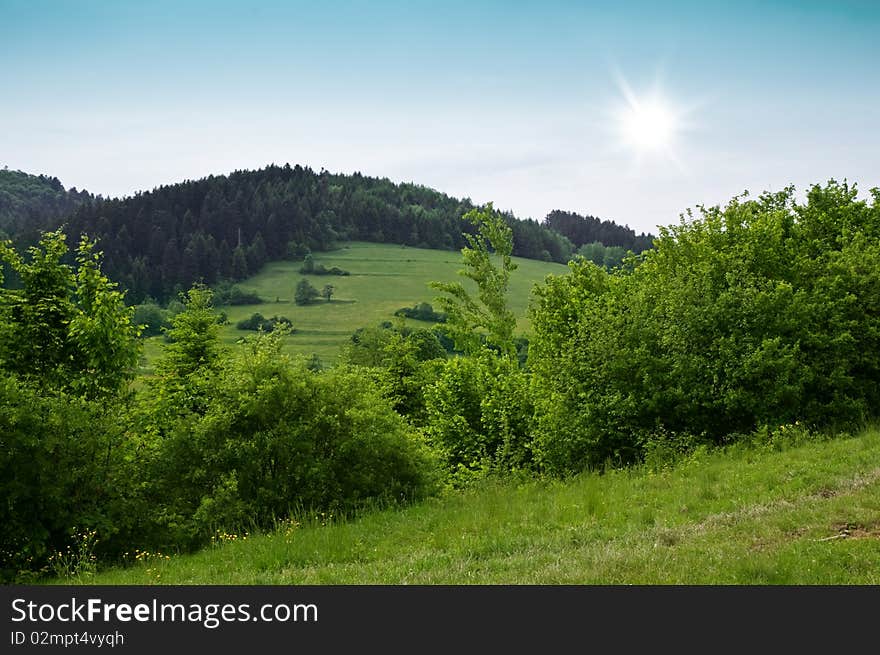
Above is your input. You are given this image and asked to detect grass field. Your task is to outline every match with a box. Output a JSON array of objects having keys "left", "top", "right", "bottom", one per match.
[
  {"left": 73, "top": 427, "right": 880, "bottom": 584},
  {"left": 139, "top": 242, "right": 568, "bottom": 370}
]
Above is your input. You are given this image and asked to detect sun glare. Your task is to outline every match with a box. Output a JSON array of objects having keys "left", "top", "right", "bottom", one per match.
[
  {"left": 620, "top": 99, "right": 675, "bottom": 151},
  {"left": 610, "top": 72, "right": 692, "bottom": 167}
]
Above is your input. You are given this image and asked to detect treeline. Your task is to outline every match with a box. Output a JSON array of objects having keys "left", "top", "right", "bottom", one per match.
[
  {"left": 545, "top": 209, "right": 654, "bottom": 252},
  {"left": 0, "top": 168, "right": 93, "bottom": 243},
  {"left": 42, "top": 164, "right": 631, "bottom": 303}
]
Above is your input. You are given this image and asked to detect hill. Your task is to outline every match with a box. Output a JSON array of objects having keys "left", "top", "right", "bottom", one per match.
[
  {"left": 0, "top": 168, "right": 93, "bottom": 242},
  {"left": 0, "top": 163, "right": 647, "bottom": 304},
  {"left": 140, "top": 242, "right": 570, "bottom": 368},
  {"left": 72, "top": 427, "right": 880, "bottom": 584}
]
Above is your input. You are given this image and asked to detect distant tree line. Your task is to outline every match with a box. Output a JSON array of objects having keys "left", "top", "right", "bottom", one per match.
[
  {"left": 545, "top": 209, "right": 654, "bottom": 253},
  {"left": 0, "top": 168, "right": 93, "bottom": 244}
]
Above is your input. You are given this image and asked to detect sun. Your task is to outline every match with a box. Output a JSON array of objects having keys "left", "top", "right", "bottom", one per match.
[
  {"left": 620, "top": 99, "right": 676, "bottom": 152},
  {"left": 610, "top": 72, "right": 692, "bottom": 166}
]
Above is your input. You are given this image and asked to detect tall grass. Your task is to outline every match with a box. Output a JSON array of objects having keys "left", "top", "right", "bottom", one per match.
[{"left": 76, "top": 427, "right": 880, "bottom": 585}]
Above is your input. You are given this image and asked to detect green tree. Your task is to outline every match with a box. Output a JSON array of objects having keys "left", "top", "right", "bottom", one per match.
[
  {"left": 300, "top": 252, "right": 315, "bottom": 274},
  {"left": 0, "top": 230, "right": 141, "bottom": 399},
  {"left": 431, "top": 203, "right": 517, "bottom": 358},
  {"left": 295, "top": 278, "right": 319, "bottom": 305},
  {"left": 425, "top": 204, "right": 534, "bottom": 481},
  {"left": 231, "top": 245, "right": 249, "bottom": 280},
  {"left": 149, "top": 285, "right": 225, "bottom": 420},
  {"left": 529, "top": 181, "right": 880, "bottom": 475},
  {"left": 321, "top": 284, "right": 335, "bottom": 302}
]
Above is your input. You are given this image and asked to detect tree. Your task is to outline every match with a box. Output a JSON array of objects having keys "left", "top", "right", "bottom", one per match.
[
  {"left": 430, "top": 202, "right": 517, "bottom": 358},
  {"left": 155, "top": 285, "right": 223, "bottom": 380},
  {"left": 529, "top": 181, "right": 880, "bottom": 474},
  {"left": 300, "top": 252, "right": 315, "bottom": 274},
  {"left": 231, "top": 245, "right": 249, "bottom": 280},
  {"left": 0, "top": 230, "right": 141, "bottom": 399},
  {"left": 294, "top": 278, "right": 319, "bottom": 305},
  {"left": 321, "top": 284, "right": 335, "bottom": 302},
  {"left": 424, "top": 204, "right": 534, "bottom": 481}
]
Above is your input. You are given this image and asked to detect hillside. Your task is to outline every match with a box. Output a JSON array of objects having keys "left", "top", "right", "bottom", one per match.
[
  {"left": 74, "top": 427, "right": 880, "bottom": 584},
  {"left": 141, "top": 242, "right": 570, "bottom": 367},
  {"left": 52, "top": 164, "right": 649, "bottom": 304},
  {"left": 0, "top": 168, "right": 93, "bottom": 242}
]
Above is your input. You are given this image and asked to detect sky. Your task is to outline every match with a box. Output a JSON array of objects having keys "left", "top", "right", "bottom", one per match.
[{"left": 2, "top": 0, "right": 878, "bottom": 235}]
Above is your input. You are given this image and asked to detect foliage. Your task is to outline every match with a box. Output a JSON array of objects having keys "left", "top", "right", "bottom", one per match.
[
  {"left": 300, "top": 252, "right": 349, "bottom": 276},
  {"left": 431, "top": 203, "right": 518, "bottom": 358},
  {"left": 545, "top": 209, "right": 654, "bottom": 253},
  {"left": 294, "top": 278, "right": 320, "bottom": 305},
  {"left": 143, "top": 330, "right": 439, "bottom": 547},
  {"left": 235, "top": 312, "right": 293, "bottom": 332},
  {"left": 576, "top": 241, "right": 629, "bottom": 269},
  {"left": 0, "top": 379, "right": 136, "bottom": 582},
  {"left": 529, "top": 181, "right": 880, "bottom": 474},
  {"left": 212, "top": 281, "right": 263, "bottom": 305},
  {"left": 423, "top": 354, "right": 534, "bottom": 483},
  {"left": 424, "top": 204, "right": 535, "bottom": 481},
  {"left": 321, "top": 284, "right": 335, "bottom": 301},
  {"left": 133, "top": 302, "right": 170, "bottom": 337},
  {"left": 0, "top": 230, "right": 141, "bottom": 399},
  {"left": 0, "top": 168, "right": 92, "bottom": 242},
  {"left": 394, "top": 301, "right": 447, "bottom": 323},
  {"left": 148, "top": 285, "right": 226, "bottom": 423}
]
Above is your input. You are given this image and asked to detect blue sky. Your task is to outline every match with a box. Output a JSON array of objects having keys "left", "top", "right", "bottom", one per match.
[{"left": 2, "top": 0, "right": 878, "bottom": 234}]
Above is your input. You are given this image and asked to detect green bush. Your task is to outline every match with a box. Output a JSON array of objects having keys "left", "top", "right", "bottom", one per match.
[
  {"left": 0, "top": 379, "right": 137, "bottom": 581},
  {"left": 133, "top": 303, "right": 170, "bottom": 337},
  {"left": 529, "top": 182, "right": 880, "bottom": 474},
  {"left": 394, "top": 302, "right": 448, "bottom": 323},
  {"left": 144, "top": 330, "right": 439, "bottom": 548},
  {"left": 212, "top": 281, "right": 263, "bottom": 306},
  {"left": 235, "top": 312, "right": 293, "bottom": 332},
  {"left": 423, "top": 353, "right": 534, "bottom": 484}
]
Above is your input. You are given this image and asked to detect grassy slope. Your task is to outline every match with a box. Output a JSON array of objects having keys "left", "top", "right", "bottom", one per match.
[
  {"left": 140, "top": 242, "right": 569, "bottom": 369},
  {"left": 82, "top": 428, "right": 880, "bottom": 585}
]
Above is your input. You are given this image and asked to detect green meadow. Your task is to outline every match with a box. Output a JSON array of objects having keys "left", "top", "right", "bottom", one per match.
[
  {"left": 140, "top": 242, "right": 568, "bottom": 370},
  {"left": 77, "top": 427, "right": 880, "bottom": 585}
]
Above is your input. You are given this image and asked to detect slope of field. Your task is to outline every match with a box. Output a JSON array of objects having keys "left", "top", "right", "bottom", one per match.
[
  {"left": 142, "top": 242, "right": 569, "bottom": 367},
  {"left": 79, "top": 428, "right": 880, "bottom": 584}
]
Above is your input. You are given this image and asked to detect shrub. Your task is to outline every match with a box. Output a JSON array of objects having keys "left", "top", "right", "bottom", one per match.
[
  {"left": 294, "top": 279, "right": 320, "bottom": 305},
  {"left": 0, "top": 379, "right": 137, "bottom": 581},
  {"left": 529, "top": 182, "right": 880, "bottom": 474},
  {"left": 143, "top": 331, "right": 439, "bottom": 548},
  {"left": 133, "top": 303, "right": 170, "bottom": 337},
  {"left": 423, "top": 352, "right": 534, "bottom": 483},
  {"left": 212, "top": 282, "right": 263, "bottom": 306},
  {"left": 394, "top": 302, "right": 448, "bottom": 323},
  {"left": 235, "top": 313, "right": 293, "bottom": 332}
]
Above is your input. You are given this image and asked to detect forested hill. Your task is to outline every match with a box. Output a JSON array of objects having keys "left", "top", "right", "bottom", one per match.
[
  {"left": 7, "top": 164, "right": 655, "bottom": 303},
  {"left": 0, "top": 168, "right": 93, "bottom": 243},
  {"left": 545, "top": 209, "right": 654, "bottom": 252}
]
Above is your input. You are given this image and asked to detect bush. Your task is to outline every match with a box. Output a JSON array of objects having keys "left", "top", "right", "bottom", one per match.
[
  {"left": 294, "top": 279, "right": 320, "bottom": 305},
  {"left": 299, "top": 253, "right": 349, "bottom": 276},
  {"left": 143, "top": 331, "right": 440, "bottom": 548},
  {"left": 394, "top": 302, "right": 448, "bottom": 323},
  {"left": 529, "top": 182, "right": 880, "bottom": 474},
  {"left": 133, "top": 303, "right": 170, "bottom": 337},
  {"left": 213, "top": 281, "right": 263, "bottom": 306},
  {"left": 0, "top": 378, "right": 137, "bottom": 581},
  {"left": 235, "top": 313, "right": 293, "bottom": 332},
  {"left": 423, "top": 353, "right": 534, "bottom": 484}
]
